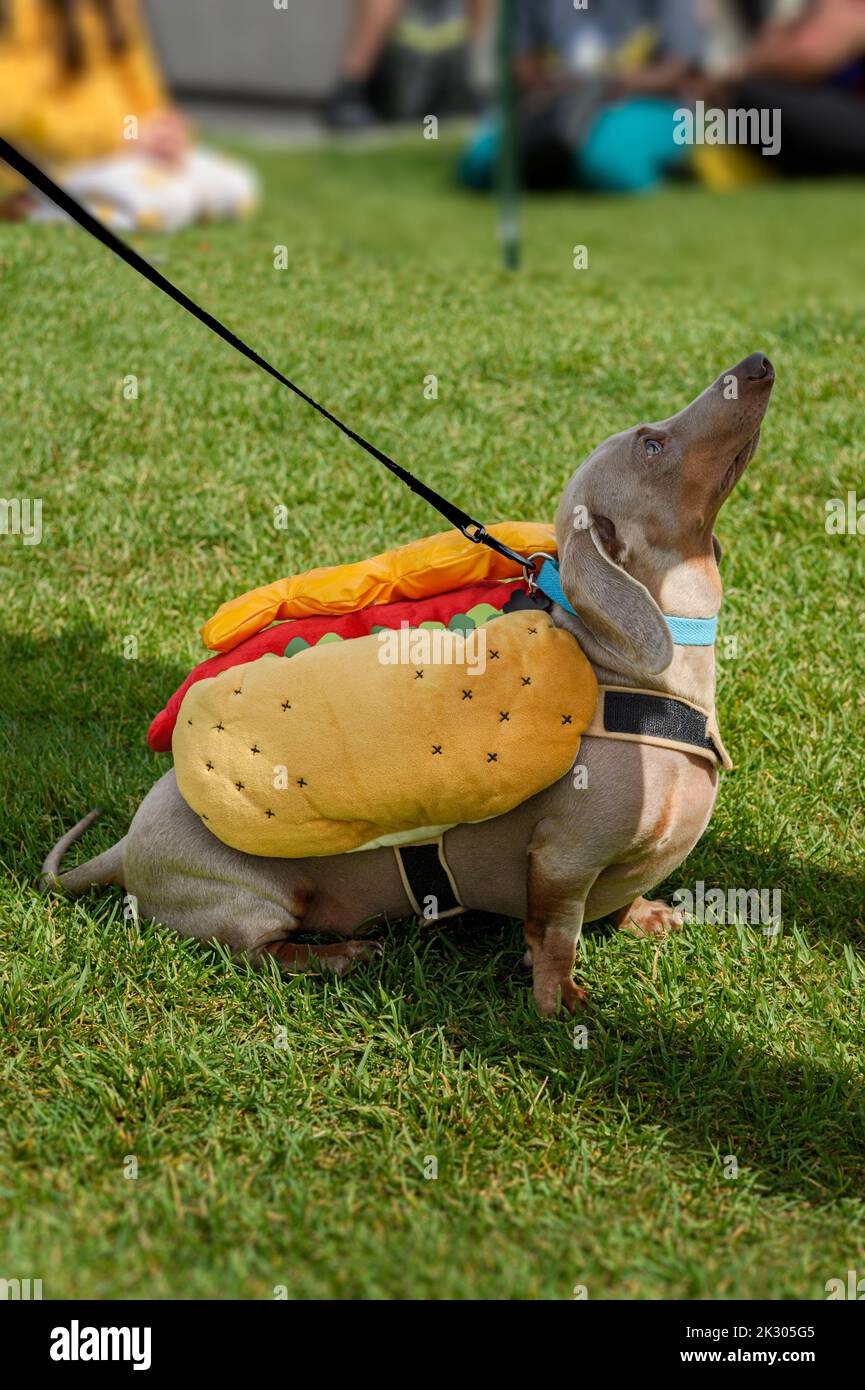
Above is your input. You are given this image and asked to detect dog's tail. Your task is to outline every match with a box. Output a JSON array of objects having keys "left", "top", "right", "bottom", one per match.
[{"left": 40, "top": 809, "right": 126, "bottom": 896}]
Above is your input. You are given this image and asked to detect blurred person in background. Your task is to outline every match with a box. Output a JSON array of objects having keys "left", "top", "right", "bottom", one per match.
[
  {"left": 458, "top": 0, "right": 708, "bottom": 193},
  {"left": 0, "top": 0, "right": 258, "bottom": 230},
  {"left": 327, "top": 0, "right": 491, "bottom": 130},
  {"left": 720, "top": 0, "right": 865, "bottom": 175}
]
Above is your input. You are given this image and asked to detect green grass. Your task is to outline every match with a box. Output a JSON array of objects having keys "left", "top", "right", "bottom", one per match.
[{"left": 1, "top": 137, "right": 864, "bottom": 1300}]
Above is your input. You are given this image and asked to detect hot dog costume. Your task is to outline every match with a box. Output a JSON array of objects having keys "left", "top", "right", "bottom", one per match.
[
  {"left": 160, "top": 523, "right": 597, "bottom": 857},
  {"left": 151, "top": 522, "right": 728, "bottom": 894}
]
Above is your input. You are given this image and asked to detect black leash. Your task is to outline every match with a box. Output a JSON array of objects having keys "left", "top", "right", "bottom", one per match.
[{"left": 0, "top": 137, "right": 533, "bottom": 574}]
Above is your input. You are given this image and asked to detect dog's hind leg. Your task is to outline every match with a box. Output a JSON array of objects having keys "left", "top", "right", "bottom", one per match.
[
  {"left": 610, "top": 895, "right": 684, "bottom": 938},
  {"left": 40, "top": 809, "right": 126, "bottom": 896},
  {"left": 261, "top": 937, "right": 383, "bottom": 977}
]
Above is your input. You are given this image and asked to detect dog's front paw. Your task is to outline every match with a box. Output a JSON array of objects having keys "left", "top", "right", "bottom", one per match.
[
  {"left": 613, "top": 896, "right": 684, "bottom": 939},
  {"left": 534, "top": 975, "right": 589, "bottom": 1018}
]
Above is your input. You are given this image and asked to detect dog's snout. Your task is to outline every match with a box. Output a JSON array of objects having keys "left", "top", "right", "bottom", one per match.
[
  {"left": 744, "top": 352, "right": 773, "bottom": 380},
  {"left": 729, "top": 352, "right": 774, "bottom": 385}
]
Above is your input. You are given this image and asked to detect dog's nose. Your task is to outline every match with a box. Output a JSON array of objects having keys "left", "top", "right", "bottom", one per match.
[{"left": 730, "top": 352, "right": 774, "bottom": 384}]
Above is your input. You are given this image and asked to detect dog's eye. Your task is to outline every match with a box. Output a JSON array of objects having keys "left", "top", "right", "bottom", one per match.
[{"left": 643, "top": 438, "right": 664, "bottom": 459}]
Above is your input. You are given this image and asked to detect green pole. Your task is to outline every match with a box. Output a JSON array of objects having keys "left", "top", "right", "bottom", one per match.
[{"left": 496, "top": 0, "right": 520, "bottom": 270}]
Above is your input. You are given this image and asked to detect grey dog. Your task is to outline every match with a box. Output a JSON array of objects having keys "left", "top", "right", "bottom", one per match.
[{"left": 43, "top": 354, "right": 775, "bottom": 1015}]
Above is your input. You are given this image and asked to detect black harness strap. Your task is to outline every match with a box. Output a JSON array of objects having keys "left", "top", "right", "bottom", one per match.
[
  {"left": 395, "top": 841, "right": 464, "bottom": 921},
  {"left": 602, "top": 690, "right": 723, "bottom": 763},
  {"left": 0, "top": 136, "right": 530, "bottom": 572}
]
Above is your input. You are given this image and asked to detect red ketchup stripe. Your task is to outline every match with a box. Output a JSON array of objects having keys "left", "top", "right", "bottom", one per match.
[{"left": 147, "top": 579, "right": 526, "bottom": 752}]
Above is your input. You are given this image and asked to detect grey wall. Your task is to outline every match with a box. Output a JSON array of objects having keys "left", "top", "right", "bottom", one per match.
[{"left": 145, "top": 0, "right": 352, "bottom": 100}]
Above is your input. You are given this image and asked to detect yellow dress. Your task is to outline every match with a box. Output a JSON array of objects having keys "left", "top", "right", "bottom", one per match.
[{"left": 0, "top": 0, "right": 166, "bottom": 193}]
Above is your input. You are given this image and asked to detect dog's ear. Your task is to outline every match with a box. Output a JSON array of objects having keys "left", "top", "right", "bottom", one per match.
[
  {"left": 712, "top": 534, "right": 723, "bottom": 566},
  {"left": 559, "top": 519, "right": 673, "bottom": 674}
]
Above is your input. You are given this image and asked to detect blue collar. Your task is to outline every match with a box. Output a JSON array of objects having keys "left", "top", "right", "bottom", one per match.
[{"left": 534, "top": 558, "right": 718, "bottom": 647}]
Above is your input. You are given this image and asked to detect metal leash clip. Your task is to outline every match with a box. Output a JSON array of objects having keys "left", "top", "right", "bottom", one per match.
[{"left": 523, "top": 551, "right": 553, "bottom": 593}]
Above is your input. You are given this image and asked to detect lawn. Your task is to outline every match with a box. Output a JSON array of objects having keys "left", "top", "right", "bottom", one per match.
[{"left": 1, "top": 136, "right": 864, "bottom": 1300}]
